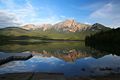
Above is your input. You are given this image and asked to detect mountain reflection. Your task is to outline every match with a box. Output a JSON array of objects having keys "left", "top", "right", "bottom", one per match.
[
  {"left": 1, "top": 54, "right": 120, "bottom": 77},
  {"left": 31, "top": 49, "right": 92, "bottom": 62},
  {"left": 0, "top": 42, "right": 120, "bottom": 77},
  {"left": 0, "top": 42, "right": 110, "bottom": 61}
]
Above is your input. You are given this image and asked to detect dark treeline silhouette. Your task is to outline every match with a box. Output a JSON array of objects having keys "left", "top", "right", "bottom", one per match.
[
  {"left": 86, "top": 43, "right": 120, "bottom": 55},
  {"left": 85, "top": 28, "right": 120, "bottom": 55},
  {"left": 85, "top": 28, "right": 120, "bottom": 45}
]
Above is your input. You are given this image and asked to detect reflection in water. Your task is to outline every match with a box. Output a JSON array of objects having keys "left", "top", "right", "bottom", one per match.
[
  {"left": 31, "top": 50, "right": 92, "bottom": 62},
  {"left": 0, "top": 42, "right": 120, "bottom": 77},
  {"left": 0, "top": 54, "right": 120, "bottom": 77},
  {"left": 86, "top": 43, "right": 120, "bottom": 55},
  {"left": 0, "top": 42, "right": 109, "bottom": 59}
]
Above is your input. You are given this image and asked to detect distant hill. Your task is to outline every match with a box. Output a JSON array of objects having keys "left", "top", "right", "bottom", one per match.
[
  {"left": 0, "top": 19, "right": 111, "bottom": 41},
  {"left": 0, "top": 27, "right": 28, "bottom": 36}
]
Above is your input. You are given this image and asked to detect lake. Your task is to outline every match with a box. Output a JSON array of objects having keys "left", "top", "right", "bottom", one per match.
[{"left": 0, "top": 41, "right": 120, "bottom": 78}]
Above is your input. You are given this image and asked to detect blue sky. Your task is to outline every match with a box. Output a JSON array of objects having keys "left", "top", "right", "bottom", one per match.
[{"left": 0, "top": 0, "right": 120, "bottom": 28}]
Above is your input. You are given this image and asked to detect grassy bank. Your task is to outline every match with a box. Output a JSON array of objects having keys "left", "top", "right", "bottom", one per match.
[{"left": 0, "top": 27, "right": 96, "bottom": 41}]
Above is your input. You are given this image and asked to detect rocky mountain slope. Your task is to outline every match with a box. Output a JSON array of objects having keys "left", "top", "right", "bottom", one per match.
[
  {"left": 22, "top": 19, "right": 110, "bottom": 32},
  {"left": 53, "top": 19, "right": 90, "bottom": 32}
]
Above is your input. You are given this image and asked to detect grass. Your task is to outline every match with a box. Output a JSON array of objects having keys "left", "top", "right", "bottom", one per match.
[{"left": 0, "top": 27, "right": 96, "bottom": 41}]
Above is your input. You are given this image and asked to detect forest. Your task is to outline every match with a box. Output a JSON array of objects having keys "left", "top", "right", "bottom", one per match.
[{"left": 85, "top": 28, "right": 120, "bottom": 45}]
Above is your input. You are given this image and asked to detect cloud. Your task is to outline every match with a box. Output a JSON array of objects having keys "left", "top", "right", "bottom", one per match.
[
  {"left": 0, "top": 0, "right": 68, "bottom": 27},
  {"left": 90, "top": 3, "right": 120, "bottom": 27},
  {"left": 90, "top": 3, "right": 113, "bottom": 18},
  {"left": 28, "top": 15, "right": 67, "bottom": 25},
  {"left": 0, "top": 0, "right": 16, "bottom": 9},
  {"left": 0, "top": 0, "right": 38, "bottom": 27},
  {"left": 0, "top": 10, "right": 21, "bottom": 27},
  {"left": 74, "top": 1, "right": 105, "bottom": 11}
]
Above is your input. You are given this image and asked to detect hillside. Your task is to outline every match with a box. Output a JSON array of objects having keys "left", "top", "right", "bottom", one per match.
[
  {"left": 0, "top": 28, "right": 94, "bottom": 41},
  {"left": 0, "top": 27, "right": 28, "bottom": 36}
]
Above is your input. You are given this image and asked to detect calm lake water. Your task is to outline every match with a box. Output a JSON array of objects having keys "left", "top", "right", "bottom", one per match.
[{"left": 0, "top": 41, "right": 120, "bottom": 77}]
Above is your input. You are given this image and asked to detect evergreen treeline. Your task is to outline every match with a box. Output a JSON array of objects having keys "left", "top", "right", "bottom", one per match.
[{"left": 85, "top": 28, "right": 120, "bottom": 45}]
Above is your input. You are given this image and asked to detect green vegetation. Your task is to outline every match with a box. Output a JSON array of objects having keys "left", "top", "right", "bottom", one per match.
[
  {"left": 0, "top": 27, "right": 96, "bottom": 41},
  {"left": 85, "top": 28, "right": 120, "bottom": 45},
  {"left": 85, "top": 28, "right": 120, "bottom": 55}
]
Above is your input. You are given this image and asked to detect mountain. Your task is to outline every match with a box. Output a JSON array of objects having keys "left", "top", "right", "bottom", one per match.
[
  {"left": 37, "top": 24, "right": 53, "bottom": 31},
  {"left": 22, "top": 24, "right": 52, "bottom": 31},
  {"left": 21, "top": 19, "right": 110, "bottom": 32},
  {"left": 22, "top": 24, "right": 36, "bottom": 30},
  {"left": 0, "top": 19, "right": 111, "bottom": 41},
  {"left": 90, "top": 23, "right": 111, "bottom": 31},
  {"left": 53, "top": 19, "right": 91, "bottom": 32}
]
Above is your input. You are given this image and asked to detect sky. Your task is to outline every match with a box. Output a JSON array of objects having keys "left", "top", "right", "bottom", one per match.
[{"left": 0, "top": 0, "right": 120, "bottom": 28}]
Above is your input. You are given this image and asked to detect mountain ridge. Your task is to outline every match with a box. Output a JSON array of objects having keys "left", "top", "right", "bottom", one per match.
[
  {"left": 21, "top": 19, "right": 110, "bottom": 32},
  {"left": 0, "top": 19, "right": 111, "bottom": 41}
]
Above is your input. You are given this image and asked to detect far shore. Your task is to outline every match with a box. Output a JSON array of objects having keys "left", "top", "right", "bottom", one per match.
[
  {"left": 0, "top": 39, "right": 84, "bottom": 45},
  {"left": 11, "top": 39, "right": 84, "bottom": 42}
]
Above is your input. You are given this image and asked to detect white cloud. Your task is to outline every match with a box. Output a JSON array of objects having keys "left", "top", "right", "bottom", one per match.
[
  {"left": 0, "top": 0, "right": 77, "bottom": 27},
  {"left": 27, "top": 15, "right": 67, "bottom": 25},
  {"left": 0, "top": 0, "right": 38, "bottom": 27},
  {"left": 90, "top": 3, "right": 113, "bottom": 18},
  {"left": 0, "top": 0, "right": 68, "bottom": 27},
  {"left": 90, "top": 3, "right": 120, "bottom": 27},
  {"left": 74, "top": 1, "right": 104, "bottom": 11},
  {"left": 84, "top": 22, "right": 92, "bottom": 25},
  {"left": 0, "top": 10, "right": 21, "bottom": 27}
]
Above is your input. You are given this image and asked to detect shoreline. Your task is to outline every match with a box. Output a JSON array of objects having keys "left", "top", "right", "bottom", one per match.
[
  {"left": 11, "top": 39, "right": 84, "bottom": 42},
  {"left": 0, "top": 72, "right": 120, "bottom": 80},
  {"left": 0, "top": 53, "right": 32, "bottom": 65},
  {"left": 0, "top": 40, "right": 84, "bottom": 45}
]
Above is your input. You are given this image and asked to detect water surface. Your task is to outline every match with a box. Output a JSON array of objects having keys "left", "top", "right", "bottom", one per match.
[{"left": 0, "top": 41, "right": 120, "bottom": 77}]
